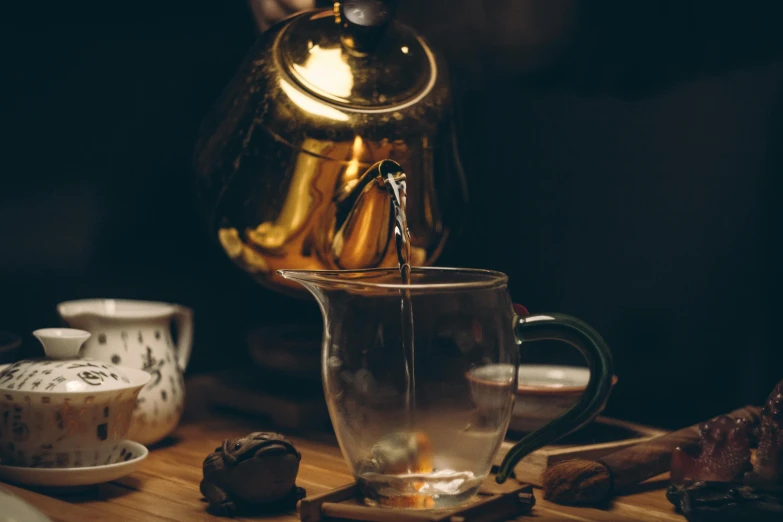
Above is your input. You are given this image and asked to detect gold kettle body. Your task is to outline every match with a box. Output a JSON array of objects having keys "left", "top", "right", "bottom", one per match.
[{"left": 194, "top": 3, "right": 467, "bottom": 295}]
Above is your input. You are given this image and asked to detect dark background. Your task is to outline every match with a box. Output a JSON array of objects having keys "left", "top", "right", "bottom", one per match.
[{"left": 2, "top": 0, "right": 782, "bottom": 430}]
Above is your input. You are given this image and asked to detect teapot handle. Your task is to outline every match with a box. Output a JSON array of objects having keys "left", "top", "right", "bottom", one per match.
[{"left": 172, "top": 306, "right": 194, "bottom": 373}]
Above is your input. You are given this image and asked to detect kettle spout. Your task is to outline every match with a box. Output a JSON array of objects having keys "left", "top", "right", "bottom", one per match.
[{"left": 326, "top": 160, "right": 407, "bottom": 270}]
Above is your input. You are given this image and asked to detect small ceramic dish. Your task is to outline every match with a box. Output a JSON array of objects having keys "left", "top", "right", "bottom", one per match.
[
  {"left": 0, "top": 439, "right": 148, "bottom": 487},
  {"left": 468, "top": 364, "right": 618, "bottom": 433},
  {"left": 0, "top": 329, "right": 150, "bottom": 468},
  {"left": 0, "top": 486, "right": 53, "bottom": 521}
]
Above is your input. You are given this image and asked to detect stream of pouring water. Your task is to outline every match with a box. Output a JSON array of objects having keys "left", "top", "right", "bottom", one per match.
[
  {"left": 384, "top": 173, "right": 416, "bottom": 424},
  {"left": 358, "top": 173, "right": 490, "bottom": 507}
]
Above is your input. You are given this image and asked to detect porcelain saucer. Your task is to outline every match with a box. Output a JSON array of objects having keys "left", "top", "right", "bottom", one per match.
[{"left": 0, "top": 440, "right": 148, "bottom": 487}]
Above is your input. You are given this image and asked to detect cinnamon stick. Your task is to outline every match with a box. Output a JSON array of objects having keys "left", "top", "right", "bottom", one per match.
[{"left": 542, "top": 405, "right": 762, "bottom": 505}]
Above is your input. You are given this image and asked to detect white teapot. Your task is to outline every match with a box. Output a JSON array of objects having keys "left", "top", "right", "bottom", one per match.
[{"left": 57, "top": 299, "right": 193, "bottom": 446}]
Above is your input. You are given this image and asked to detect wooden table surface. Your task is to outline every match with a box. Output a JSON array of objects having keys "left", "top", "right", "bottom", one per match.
[{"left": 1, "top": 378, "right": 684, "bottom": 522}]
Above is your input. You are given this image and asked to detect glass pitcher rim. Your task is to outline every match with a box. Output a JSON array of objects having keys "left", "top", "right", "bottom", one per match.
[{"left": 277, "top": 266, "right": 509, "bottom": 291}]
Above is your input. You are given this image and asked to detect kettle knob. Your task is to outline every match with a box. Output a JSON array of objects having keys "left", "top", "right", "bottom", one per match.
[{"left": 339, "top": 0, "right": 398, "bottom": 55}]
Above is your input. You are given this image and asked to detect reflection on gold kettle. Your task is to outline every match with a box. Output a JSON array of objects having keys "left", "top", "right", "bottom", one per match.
[{"left": 195, "top": 2, "right": 467, "bottom": 295}]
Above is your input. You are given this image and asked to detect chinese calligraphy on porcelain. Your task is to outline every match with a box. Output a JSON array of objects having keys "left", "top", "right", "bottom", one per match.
[
  {"left": 0, "top": 329, "right": 150, "bottom": 468},
  {"left": 57, "top": 299, "right": 193, "bottom": 446}
]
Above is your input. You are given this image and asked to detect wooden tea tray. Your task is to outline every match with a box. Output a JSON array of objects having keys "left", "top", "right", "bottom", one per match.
[
  {"left": 298, "top": 476, "right": 535, "bottom": 522},
  {"left": 493, "top": 416, "right": 667, "bottom": 486},
  {"left": 198, "top": 370, "right": 331, "bottom": 430}
]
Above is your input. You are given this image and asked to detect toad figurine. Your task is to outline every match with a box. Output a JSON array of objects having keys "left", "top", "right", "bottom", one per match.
[{"left": 200, "top": 432, "right": 306, "bottom": 516}]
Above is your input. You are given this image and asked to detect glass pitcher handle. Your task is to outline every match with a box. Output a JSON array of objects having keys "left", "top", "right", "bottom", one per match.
[{"left": 495, "top": 313, "right": 615, "bottom": 483}]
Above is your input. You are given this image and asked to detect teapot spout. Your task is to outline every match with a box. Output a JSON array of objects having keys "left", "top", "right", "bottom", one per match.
[{"left": 326, "top": 159, "right": 406, "bottom": 270}]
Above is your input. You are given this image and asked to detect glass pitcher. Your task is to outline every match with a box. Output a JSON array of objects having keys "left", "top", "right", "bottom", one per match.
[{"left": 279, "top": 267, "right": 614, "bottom": 509}]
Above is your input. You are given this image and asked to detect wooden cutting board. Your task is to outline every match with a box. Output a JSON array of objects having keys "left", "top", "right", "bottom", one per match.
[{"left": 493, "top": 416, "right": 668, "bottom": 486}]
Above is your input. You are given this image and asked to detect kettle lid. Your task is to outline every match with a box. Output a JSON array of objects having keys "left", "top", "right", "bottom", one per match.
[{"left": 277, "top": 1, "right": 436, "bottom": 110}]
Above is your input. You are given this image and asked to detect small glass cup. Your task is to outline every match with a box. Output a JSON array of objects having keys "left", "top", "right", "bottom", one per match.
[{"left": 280, "top": 267, "right": 614, "bottom": 509}]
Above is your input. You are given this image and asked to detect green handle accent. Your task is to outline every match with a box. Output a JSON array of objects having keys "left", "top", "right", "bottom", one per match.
[{"left": 496, "top": 313, "right": 615, "bottom": 483}]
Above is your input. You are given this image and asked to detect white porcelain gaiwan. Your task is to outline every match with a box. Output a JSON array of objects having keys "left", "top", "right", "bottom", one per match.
[{"left": 0, "top": 329, "right": 150, "bottom": 468}]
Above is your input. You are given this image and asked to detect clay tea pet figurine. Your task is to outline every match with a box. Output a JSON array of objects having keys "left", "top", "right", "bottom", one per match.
[{"left": 200, "top": 432, "right": 305, "bottom": 516}]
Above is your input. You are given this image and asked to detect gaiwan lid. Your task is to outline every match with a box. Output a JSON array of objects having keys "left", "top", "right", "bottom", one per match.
[{"left": 0, "top": 328, "right": 150, "bottom": 394}]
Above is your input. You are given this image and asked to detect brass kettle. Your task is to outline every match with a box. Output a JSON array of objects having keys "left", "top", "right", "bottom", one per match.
[{"left": 194, "top": 0, "right": 467, "bottom": 295}]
